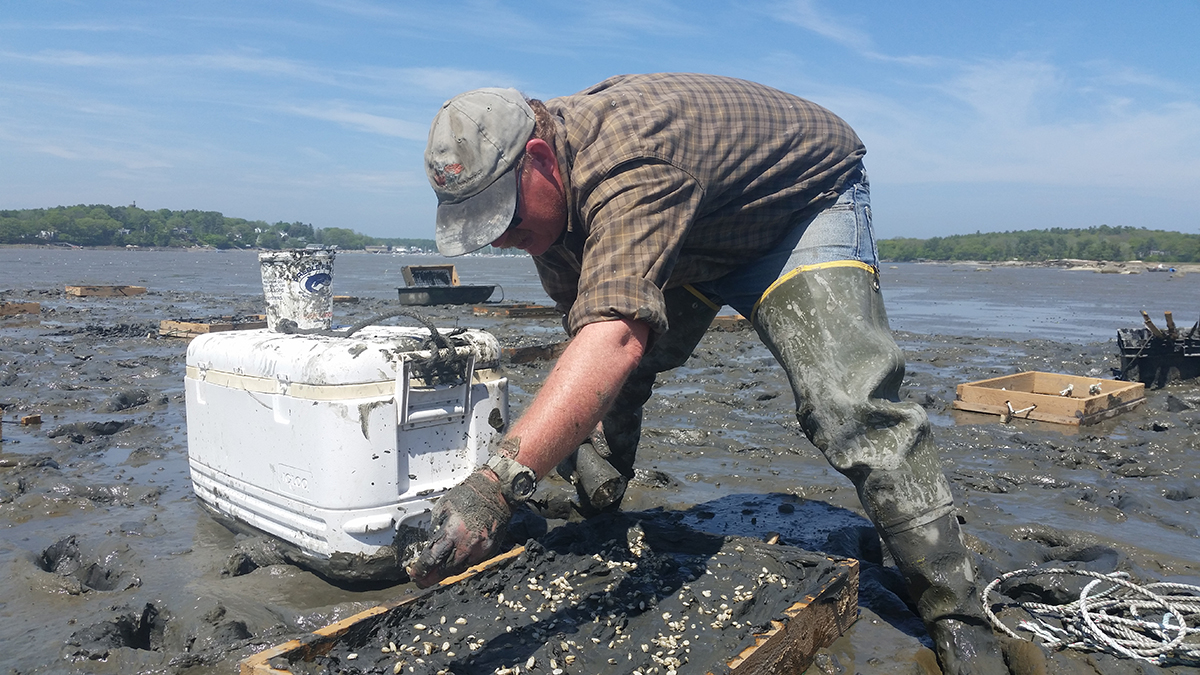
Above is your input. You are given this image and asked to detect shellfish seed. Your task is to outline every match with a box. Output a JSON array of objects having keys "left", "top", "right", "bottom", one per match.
[
  {"left": 441, "top": 642, "right": 450, "bottom": 651},
  {"left": 414, "top": 623, "right": 427, "bottom": 631},
  {"left": 393, "top": 662, "right": 405, "bottom": 674},
  {"left": 526, "top": 656, "right": 536, "bottom": 669},
  {"left": 390, "top": 641, "right": 398, "bottom": 653},
  {"left": 455, "top": 617, "right": 467, "bottom": 625},
  {"left": 642, "top": 643, "right": 649, "bottom": 652},
  {"left": 701, "top": 590, "right": 711, "bottom": 598},
  {"left": 449, "top": 627, "right": 458, "bottom": 634},
  {"left": 440, "top": 616, "right": 447, "bottom": 624}
]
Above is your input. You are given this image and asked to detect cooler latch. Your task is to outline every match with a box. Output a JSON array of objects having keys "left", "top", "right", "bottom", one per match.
[{"left": 396, "top": 353, "right": 475, "bottom": 429}]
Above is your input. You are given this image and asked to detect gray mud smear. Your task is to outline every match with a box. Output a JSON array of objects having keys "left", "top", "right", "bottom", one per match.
[{"left": 0, "top": 270, "right": 1197, "bottom": 674}]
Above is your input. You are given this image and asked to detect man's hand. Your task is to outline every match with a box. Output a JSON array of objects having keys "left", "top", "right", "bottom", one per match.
[{"left": 406, "top": 468, "right": 512, "bottom": 588}]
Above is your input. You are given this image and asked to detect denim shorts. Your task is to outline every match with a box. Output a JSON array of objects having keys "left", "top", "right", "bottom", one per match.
[{"left": 691, "top": 172, "right": 877, "bottom": 318}]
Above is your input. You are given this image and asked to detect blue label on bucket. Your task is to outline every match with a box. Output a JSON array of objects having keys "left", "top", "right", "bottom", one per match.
[{"left": 300, "top": 272, "right": 332, "bottom": 293}]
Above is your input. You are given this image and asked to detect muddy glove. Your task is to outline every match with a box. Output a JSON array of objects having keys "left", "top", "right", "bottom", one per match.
[{"left": 406, "top": 468, "right": 512, "bottom": 588}]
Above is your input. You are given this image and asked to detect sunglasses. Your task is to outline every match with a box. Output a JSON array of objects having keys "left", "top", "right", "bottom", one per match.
[{"left": 502, "top": 159, "right": 524, "bottom": 234}]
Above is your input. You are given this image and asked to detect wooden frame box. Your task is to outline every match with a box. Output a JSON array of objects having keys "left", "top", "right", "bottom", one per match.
[
  {"left": 0, "top": 302, "right": 40, "bottom": 317},
  {"left": 953, "top": 371, "right": 1145, "bottom": 426},
  {"left": 159, "top": 315, "right": 268, "bottom": 339},
  {"left": 240, "top": 539, "right": 858, "bottom": 675},
  {"left": 65, "top": 285, "right": 147, "bottom": 297},
  {"left": 473, "top": 304, "right": 560, "bottom": 319}
]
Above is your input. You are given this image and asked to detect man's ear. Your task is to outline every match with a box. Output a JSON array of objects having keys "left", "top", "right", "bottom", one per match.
[{"left": 524, "top": 138, "right": 558, "bottom": 177}]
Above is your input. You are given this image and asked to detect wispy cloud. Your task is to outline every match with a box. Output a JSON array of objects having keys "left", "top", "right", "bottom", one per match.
[
  {"left": 764, "top": 0, "right": 873, "bottom": 52},
  {"left": 285, "top": 104, "right": 428, "bottom": 140}
]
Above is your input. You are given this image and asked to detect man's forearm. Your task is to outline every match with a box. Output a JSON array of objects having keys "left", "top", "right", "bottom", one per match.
[{"left": 503, "top": 317, "right": 650, "bottom": 478}]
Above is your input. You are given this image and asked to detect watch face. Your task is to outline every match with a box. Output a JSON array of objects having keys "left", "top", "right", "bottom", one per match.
[{"left": 512, "top": 473, "right": 536, "bottom": 498}]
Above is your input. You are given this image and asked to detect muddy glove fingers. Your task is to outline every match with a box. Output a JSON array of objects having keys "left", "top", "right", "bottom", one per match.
[{"left": 406, "top": 469, "right": 512, "bottom": 588}]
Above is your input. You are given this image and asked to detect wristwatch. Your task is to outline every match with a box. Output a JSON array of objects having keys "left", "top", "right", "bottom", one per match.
[{"left": 486, "top": 455, "right": 538, "bottom": 504}]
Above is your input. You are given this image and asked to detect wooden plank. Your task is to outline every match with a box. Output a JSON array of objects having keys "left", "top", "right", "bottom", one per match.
[
  {"left": 65, "top": 285, "right": 147, "bottom": 297},
  {"left": 241, "top": 546, "right": 856, "bottom": 675},
  {"left": 0, "top": 302, "right": 40, "bottom": 316},
  {"left": 332, "top": 295, "right": 359, "bottom": 304},
  {"left": 954, "top": 371, "right": 1145, "bottom": 425},
  {"left": 502, "top": 341, "right": 569, "bottom": 364},
  {"left": 21, "top": 415, "right": 42, "bottom": 426},
  {"left": 473, "top": 303, "right": 560, "bottom": 319},
  {"left": 159, "top": 316, "right": 268, "bottom": 339},
  {"left": 723, "top": 558, "right": 858, "bottom": 674}
]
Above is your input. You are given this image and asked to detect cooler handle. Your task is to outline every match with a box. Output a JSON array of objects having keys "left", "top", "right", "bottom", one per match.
[{"left": 397, "top": 353, "right": 475, "bottom": 429}]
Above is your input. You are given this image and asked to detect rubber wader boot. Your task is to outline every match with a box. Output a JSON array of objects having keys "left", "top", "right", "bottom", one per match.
[
  {"left": 752, "top": 262, "right": 1010, "bottom": 675},
  {"left": 562, "top": 285, "right": 720, "bottom": 516}
]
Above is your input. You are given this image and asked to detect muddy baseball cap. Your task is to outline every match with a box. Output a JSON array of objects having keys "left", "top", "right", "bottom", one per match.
[{"left": 425, "top": 88, "right": 536, "bottom": 257}]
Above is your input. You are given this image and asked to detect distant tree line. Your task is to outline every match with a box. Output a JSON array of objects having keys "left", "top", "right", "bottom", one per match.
[
  {"left": 0, "top": 204, "right": 437, "bottom": 251},
  {"left": 879, "top": 225, "right": 1200, "bottom": 263}
]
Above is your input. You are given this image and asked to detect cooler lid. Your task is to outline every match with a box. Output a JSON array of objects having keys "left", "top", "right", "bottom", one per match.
[{"left": 185, "top": 326, "right": 500, "bottom": 386}]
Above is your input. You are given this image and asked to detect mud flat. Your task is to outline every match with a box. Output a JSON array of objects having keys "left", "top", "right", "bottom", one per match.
[{"left": 0, "top": 277, "right": 1198, "bottom": 674}]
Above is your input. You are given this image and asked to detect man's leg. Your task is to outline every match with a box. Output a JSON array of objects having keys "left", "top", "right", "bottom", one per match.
[{"left": 752, "top": 261, "right": 1010, "bottom": 675}]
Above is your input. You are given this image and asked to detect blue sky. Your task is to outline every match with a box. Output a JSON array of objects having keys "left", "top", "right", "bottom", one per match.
[{"left": 2, "top": 1, "right": 1198, "bottom": 240}]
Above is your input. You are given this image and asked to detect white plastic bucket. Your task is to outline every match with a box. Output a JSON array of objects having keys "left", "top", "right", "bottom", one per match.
[{"left": 259, "top": 249, "right": 335, "bottom": 331}]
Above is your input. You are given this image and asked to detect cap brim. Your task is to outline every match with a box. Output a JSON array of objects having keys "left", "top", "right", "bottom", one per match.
[{"left": 435, "top": 167, "right": 518, "bottom": 257}]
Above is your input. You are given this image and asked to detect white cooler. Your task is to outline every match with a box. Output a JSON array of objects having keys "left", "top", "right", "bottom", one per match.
[{"left": 184, "top": 325, "right": 507, "bottom": 581}]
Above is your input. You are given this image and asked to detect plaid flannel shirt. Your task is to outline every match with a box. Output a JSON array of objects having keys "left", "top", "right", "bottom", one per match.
[{"left": 533, "top": 73, "right": 866, "bottom": 336}]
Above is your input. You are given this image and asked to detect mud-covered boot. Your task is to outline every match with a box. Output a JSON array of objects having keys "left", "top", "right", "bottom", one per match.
[
  {"left": 885, "top": 512, "right": 1015, "bottom": 674},
  {"left": 570, "top": 285, "right": 719, "bottom": 515},
  {"left": 751, "top": 262, "right": 1011, "bottom": 675}
]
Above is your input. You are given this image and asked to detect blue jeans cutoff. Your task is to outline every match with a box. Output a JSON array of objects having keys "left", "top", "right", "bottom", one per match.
[{"left": 692, "top": 173, "right": 876, "bottom": 318}]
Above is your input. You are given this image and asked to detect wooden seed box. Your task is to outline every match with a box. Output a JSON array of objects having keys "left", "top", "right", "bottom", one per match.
[
  {"left": 473, "top": 304, "right": 561, "bottom": 319},
  {"left": 159, "top": 315, "right": 268, "bottom": 339},
  {"left": 952, "top": 371, "right": 1145, "bottom": 426},
  {"left": 240, "top": 527, "right": 858, "bottom": 675},
  {"left": 65, "top": 285, "right": 147, "bottom": 297},
  {"left": 0, "top": 302, "right": 40, "bottom": 317}
]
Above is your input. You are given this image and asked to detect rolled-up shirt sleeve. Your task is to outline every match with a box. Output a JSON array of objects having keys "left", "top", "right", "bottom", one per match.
[{"left": 563, "top": 160, "right": 703, "bottom": 337}]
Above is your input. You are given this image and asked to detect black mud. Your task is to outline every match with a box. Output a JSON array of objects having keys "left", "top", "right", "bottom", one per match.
[
  {"left": 287, "top": 512, "right": 845, "bottom": 675},
  {"left": 0, "top": 286, "right": 1197, "bottom": 674}
]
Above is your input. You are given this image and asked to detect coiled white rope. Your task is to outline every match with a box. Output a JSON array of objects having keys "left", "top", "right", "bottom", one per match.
[{"left": 982, "top": 567, "right": 1200, "bottom": 666}]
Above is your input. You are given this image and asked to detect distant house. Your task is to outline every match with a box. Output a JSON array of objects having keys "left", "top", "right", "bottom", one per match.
[{"left": 365, "top": 246, "right": 390, "bottom": 254}]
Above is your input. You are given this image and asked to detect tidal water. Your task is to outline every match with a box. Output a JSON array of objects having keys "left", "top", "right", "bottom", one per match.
[{"left": 1, "top": 248, "right": 1194, "bottom": 344}]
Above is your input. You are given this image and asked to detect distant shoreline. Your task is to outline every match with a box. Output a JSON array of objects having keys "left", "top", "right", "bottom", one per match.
[
  {"left": 2, "top": 244, "right": 1195, "bottom": 273},
  {"left": 888, "top": 258, "right": 1198, "bottom": 274}
]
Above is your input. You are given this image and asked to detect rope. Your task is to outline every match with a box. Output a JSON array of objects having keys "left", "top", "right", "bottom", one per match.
[
  {"left": 983, "top": 567, "right": 1200, "bottom": 666},
  {"left": 274, "top": 310, "right": 471, "bottom": 385}
]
